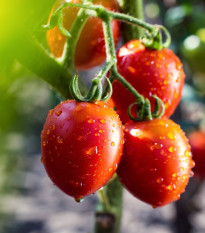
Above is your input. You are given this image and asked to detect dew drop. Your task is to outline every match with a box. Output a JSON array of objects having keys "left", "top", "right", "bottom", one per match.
[
  {"left": 109, "top": 168, "right": 112, "bottom": 172},
  {"left": 99, "top": 129, "right": 104, "bottom": 134},
  {"left": 156, "top": 177, "right": 164, "bottom": 184},
  {"left": 166, "top": 185, "right": 174, "bottom": 191},
  {"left": 99, "top": 119, "right": 106, "bottom": 124},
  {"left": 41, "top": 157, "right": 44, "bottom": 164},
  {"left": 168, "top": 146, "right": 176, "bottom": 153},
  {"left": 55, "top": 110, "right": 62, "bottom": 116},
  {"left": 180, "top": 167, "right": 184, "bottom": 172},
  {"left": 85, "top": 146, "right": 98, "bottom": 157},
  {"left": 111, "top": 142, "right": 115, "bottom": 146},
  {"left": 47, "top": 129, "right": 51, "bottom": 135},
  {"left": 56, "top": 136, "right": 63, "bottom": 144},
  {"left": 151, "top": 142, "right": 163, "bottom": 150},
  {"left": 190, "top": 170, "right": 194, "bottom": 178},
  {"left": 127, "top": 66, "right": 136, "bottom": 73},
  {"left": 48, "top": 109, "right": 53, "bottom": 116},
  {"left": 172, "top": 173, "right": 177, "bottom": 178},
  {"left": 42, "top": 141, "right": 47, "bottom": 146},
  {"left": 168, "top": 132, "right": 176, "bottom": 140},
  {"left": 88, "top": 119, "right": 95, "bottom": 124},
  {"left": 184, "top": 150, "right": 191, "bottom": 157},
  {"left": 51, "top": 125, "right": 55, "bottom": 130},
  {"left": 75, "top": 197, "right": 84, "bottom": 203}
]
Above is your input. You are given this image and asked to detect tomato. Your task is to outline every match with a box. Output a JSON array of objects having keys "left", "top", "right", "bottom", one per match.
[
  {"left": 112, "top": 40, "right": 185, "bottom": 124},
  {"left": 182, "top": 29, "right": 205, "bottom": 74},
  {"left": 117, "top": 118, "right": 194, "bottom": 207},
  {"left": 47, "top": 0, "right": 120, "bottom": 70},
  {"left": 41, "top": 100, "right": 123, "bottom": 199},
  {"left": 188, "top": 131, "right": 205, "bottom": 179}
]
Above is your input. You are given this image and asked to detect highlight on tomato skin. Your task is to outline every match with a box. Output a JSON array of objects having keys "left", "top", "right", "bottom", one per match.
[
  {"left": 111, "top": 40, "right": 185, "bottom": 124},
  {"left": 47, "top": 0, "right": 120, "bottom": 70},
  {"left": 117, "top": 118, "right": 195, "bottom": 208},
  {"left": 41, "top": 100, "right": 124, "bottom": 200},
  {"left": 188, "top": 131, "right": 205, "bottom": 179}
]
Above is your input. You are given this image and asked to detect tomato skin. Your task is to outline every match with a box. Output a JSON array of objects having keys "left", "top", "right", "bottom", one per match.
[
  {"left": 112, "top": 40, "right": 185, "bottom": 124},
  {"left": 189, "top": 131, "right": 205, "bottom": 179},
  {"left": 41, "top": 100, "right": 123, "bottom": 199},
  {"left": 47, "top": 0, "right": 120, "bottom": 70},
  {"left": 117, "top": 118, "right": 194, "bottom": 207}
]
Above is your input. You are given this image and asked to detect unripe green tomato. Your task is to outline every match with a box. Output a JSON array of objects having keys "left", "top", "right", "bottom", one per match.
[{"left": 182, "top": 29, "right": 205, "bottom": 74}]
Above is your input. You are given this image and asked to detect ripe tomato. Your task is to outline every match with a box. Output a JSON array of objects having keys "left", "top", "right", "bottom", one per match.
[
  {"left": 41, "top": 100, "right": 123, "bottom": 199},
  {"left": 117, "top": 118, "right": 194, "bottom": 207},
  {"left": 112, "top": 40, "right": 185, "bottom": 123},
  {"left": 47, "top": 0, "right": 120, "bottom": 70},
  {"left": 188, "top": 131, "right": 205, "bottom": 179}
]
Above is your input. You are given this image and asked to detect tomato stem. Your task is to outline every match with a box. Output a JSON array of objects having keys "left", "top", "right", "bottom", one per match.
[
  {"left": 119, "top": 0, "right": 145, "bottom": 42},
  {"left": 97, "top": 189, "right": 111, "bottom": 211},
  {"left": 49, "top": 2, "right": 171, "bottom": 48},
  {"left": 61, "top": 8, "right": 89, "bottom": 68}
]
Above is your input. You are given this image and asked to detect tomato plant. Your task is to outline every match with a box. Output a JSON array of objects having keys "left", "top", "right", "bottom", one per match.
[
  {"left": 111, "top": 40, "right": 185, "bottom": 123},
  {"left": 47, "top": 0, "right": 120, "bottom": 70},
  {"left": 117, "top": 118, "right": 194, "bottom": 207},
  {"left": 41, "top": 100, "right": 123, "bottom": 199},
  {"left": 188, "top": 131, "right": 205, "bottom": 179}
]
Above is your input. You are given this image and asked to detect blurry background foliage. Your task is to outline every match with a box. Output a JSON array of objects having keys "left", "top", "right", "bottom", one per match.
[{"left": 0, "top": 0, "right": 205, "bottom": 231}]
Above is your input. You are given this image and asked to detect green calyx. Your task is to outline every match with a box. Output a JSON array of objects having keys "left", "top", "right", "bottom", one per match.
[
  {"left": 141, "top": 25, "right": 171, "bottom": 50},
  {"left": 69, "top": 75, "right": 112, "bottom": 102},
  {"left": 128, "top": 95, "right": 165, "bottom": 121}
]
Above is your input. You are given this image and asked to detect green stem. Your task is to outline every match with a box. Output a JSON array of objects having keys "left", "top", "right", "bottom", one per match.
[
  {"left": 95, "top": 177, "right": 123, "bottom": 233},
  {"left": 53, "top": 2, "right": 155, "bottom": 33},
  {"left": 97, "top": 189, "right": 110, "bottom": 212},
  {"left": 112, "top": 67, "right": 144, "bottom": 102},
  {"left": 61, "top": 0, "right": 91, "bottom": 68},
  {"left": 119, "top": 0, "right": 144, "bottom": 42}
]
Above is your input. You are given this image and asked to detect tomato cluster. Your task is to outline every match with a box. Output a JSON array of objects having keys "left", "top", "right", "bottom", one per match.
[
  {"left": 42, "top": 0, "right": 194, "bottom": 208},
  {"left": 47, "top": 0, "right": 120, "bottom": 70}
]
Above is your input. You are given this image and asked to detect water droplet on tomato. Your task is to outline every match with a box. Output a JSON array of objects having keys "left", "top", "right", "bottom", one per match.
[
  {"left": 151, "top": 143, "right": 163, "bottom": 150},
  {"left": 41, "top": 157, "right": 44, "bottom": 163},
  {"left": 85, "top": 146, "right": 98, "bottom": 157},
  {"left": 55, "top": 110, "right": 62, "bottom": 116},
  {"left": 127, "top": 66, "right": 136, "bottom": 74},
  {"left": 166, "top": 184, "right": 174, "bottom": 191},
  {"left": 109, "top": 168, "right": 112, "bottom": 172},
  {"left": 172, "top": 173, "right": 177, "bottom": 178},
  {"left": 168, "top": 132, "right": 176, "bottom": 140},
  {"left": 99, "top": 119, "right": 106, "bottom": 124},
  {"left": 111, "top": 142, "right": 115, "bottom": 146},
  {"left": 190, "top": 171, "right": 194, "bottom": 178},
  {"left": 56, "top": 136, "right": 63, "bottom": 144},
  {"left": 99, "top": 129, "right": 104, "bottom": 134},
  {"left": 180, "top": 167, "right": 184, "bottom": 172},
  {"left": 168, "top": 146, "right": 176, "bottom": 153},
  {"left": 88, "top": 119, "right": 95, "bottom": 124},
  {"left": 48, "top": 109, "right": 53, "bottom": 116},
  {"left": 47, "top": 129, "right": 51, "bottom": 135},
  {"left": 75, "top": 197, "right": 84, "bottom": 203},
  {"left": 156, "top": 177, "right": 164, "bottom": 184},
  {"left": 184, "top": 150, "right": 191, "bottom": 157},
  {"left": 42, "top": 141, "right": 47, "bottom": 146}
]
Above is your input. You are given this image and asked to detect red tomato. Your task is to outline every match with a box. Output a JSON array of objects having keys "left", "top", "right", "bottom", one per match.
[
  {"left": 117, "top": 118, "right": 194, "bottom": 207},
  {"left": 189, "top": 131, "right": 205, "bottom": 179},
  {"left": 41, "top": 100, "right": 123, "bottom": 199},
  {"left": 47, "top": 0, "right": 120, "bottom": 70},
  {"left": 112, "top": 40, "right": 185, "bottom": 123}
]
